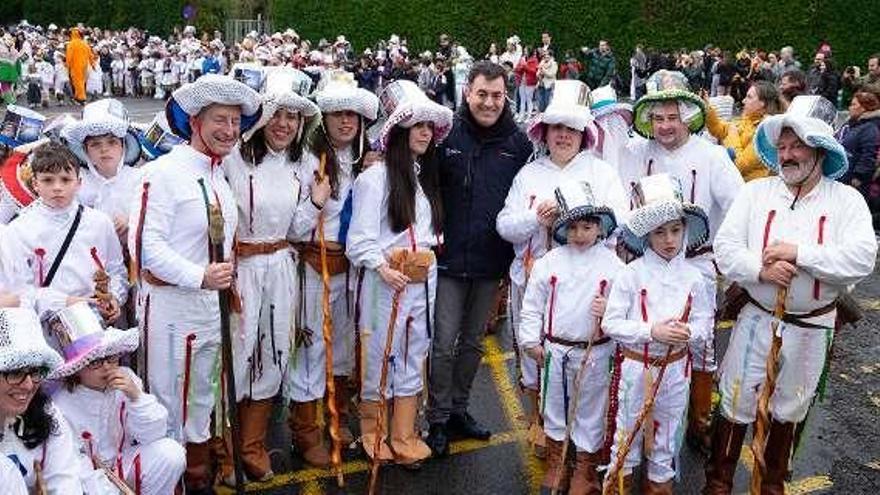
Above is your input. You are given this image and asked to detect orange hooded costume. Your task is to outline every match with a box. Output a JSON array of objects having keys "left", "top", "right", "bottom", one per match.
[{"left": 66, "top": 28, "right": 94, "bottom": 102}]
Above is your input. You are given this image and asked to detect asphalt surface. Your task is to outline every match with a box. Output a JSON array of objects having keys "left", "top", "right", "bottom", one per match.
[{"left": 28, "top": 97, "right": 880, "bottom": 494}]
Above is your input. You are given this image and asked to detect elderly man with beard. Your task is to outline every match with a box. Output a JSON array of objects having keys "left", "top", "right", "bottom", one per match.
[
  {"left": 426, "top": 61, "right": 533, "bottom": 456},
  {"left": 706, "top": 96, "right": 877, "bottom": 494}
]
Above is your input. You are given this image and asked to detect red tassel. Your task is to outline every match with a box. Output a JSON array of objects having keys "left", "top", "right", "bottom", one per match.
[
  {"left": 685, "top": 350, "right": 692, "bottom": 378},
  {"left": 89, "top": 246, "right": 105, "bottom": 271},
  {"left": 547, "top": 275, "right": 558, "bottom": 338},
  {"left": 814, "top": 215, "right": 827, "bottom": 300},
  {"left": 134, "top": 453, "right": 142, "bottom": 495},
  {"left": 34, "top": 248, "right": 45, "bottom": 286},
  {"left": 762, "top": 209, "right": 777, "bottom": 251},
  {"left": 116, "top": 402, "right": 126, "bottom": 478},
  {"left": 596, "top": 279, "right": 608, "bottom": 336},
  {"left": 408, "top": 225, "right": 417, "bottom": 252},
  {"left": 182, "top": 333, "right": 197, "bottom": 425},
  {"left": 81, "top": 431, "right": 96, "bottom": 469},
  {"left": 639, "top": 288, "right": 648, "bottom": 322},
  {"left": 134, "top": 182, "right": 150, "bottom": 279},
  {"left": 646, "top": 159, "right": 654, "bottom": 176}
]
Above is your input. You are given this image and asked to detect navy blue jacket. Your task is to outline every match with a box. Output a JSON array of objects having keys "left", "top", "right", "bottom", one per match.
[
  {"left": 437, "top": 104, "right": 533, "bottom": 279},
  {"left": 839, "top": 111, "right": 880, "bottom": 182}
]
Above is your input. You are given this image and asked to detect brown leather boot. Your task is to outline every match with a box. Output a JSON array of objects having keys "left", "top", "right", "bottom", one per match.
[
  {"left": 540, "top": 438, "right": 570, "bottom": 493},
  {"left": 240, "top": 399, "right": 274, "bottom": 481},
  {"left": 333, "top": 375, "right": 355, "bottom": 446},
  {"left": 184, "top": 441, "right": 213, "bottom": 491},
  {"left": 604, "top": 473, "right": 633, "bottom": 495},
  {"left": 568, "top": 450, "right": 602, "bottom": 495},
  {"left": 761, "top": 418, "right": 795, "bottom": 495},
  {"left": 288, "top": 400, "right": 330, "bottom": 467},
  {"left": 358, "top": 400, "right": 394, "bottom": 461},
  {"left": 644, "top": 479, "right": 674, "bottom": 495},
  {"left": 702, "top": 415, "right": 748, "bottom": 495},
  {"left": 389, "top": 395, "right": 432, "bottom": 466},
  {"left": 687, "top": 370, "right": 714, "bottom": 455},
  {"left": 524, "top": 387, "right": 547, "bottom": 459}
]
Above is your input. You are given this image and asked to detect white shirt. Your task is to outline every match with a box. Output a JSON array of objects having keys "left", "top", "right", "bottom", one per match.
[
  {"left": 222, "top": 145, "right": 301, "bottom": 243},
  {"left": 129, "top": 144, "right": 237, "bottom": 289},
  {"left": 347, "top": 161, "right": 439, "bottom": 270},
  {"left": 497, "top": 152, "right": 628, "bottom": 286},
  {"left": 603, "top": 248, "right": 714, "bottom": 357},
  {"left": 78, "top": 161, "right": 144, "bottom": 222},
  {"left": 519, "top": 243, "right": 624, "bottom": 349},
  {"left": 714, "top": 176, "right": 877, "bottom": 326},
  {"left": 291, "top": 149, "right": 355, "bottom": 245},
  {"left": 4, "top": 200, "right": 127, "bottom": 313},
  {"left": 0, "top": 404, "right": 84, "bottom": 494}
]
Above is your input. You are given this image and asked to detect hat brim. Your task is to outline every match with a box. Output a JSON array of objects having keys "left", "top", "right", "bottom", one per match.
[
  {"left": 378, "top": 99, "right": 453, "bottom": 150},
  {"left": 632, "top": 91, "right": 706, "bottom": 139},
  {"left": 620, "top": 201, "right": 709, "bottom": 256},
  {"left": 527, "top": 107, "right": 597, "bottom": 148},
  {"left": 753, "top": 114, "right": 848, "bottom": 180},
  {"left": 47, "top": 328, "right": 139, "bottom": 379},
  {"left": 243, "top": 94, "right": 320, "bottom": 142},
  {"left": 316, "top": 86, "right": 379, "bottom": 121},
  {"left": 66, "top": 128, "right": 142, "bottom": 168},
  {"left": 166, "top": 97, "right": 262, "bottom": 141},
  {"left": 552, "top": 206, "right": 618, "bottom": 244},
  {"left": 591, "top": 102, "right": 634, "bottom": 126}
]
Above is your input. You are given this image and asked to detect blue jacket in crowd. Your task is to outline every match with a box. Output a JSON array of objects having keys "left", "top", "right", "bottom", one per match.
[
  {"left": 839, "top": 110, "right": 880, "bottom": 183},
  {"left": 437, "top": 104, "right": 533, "bottom": 279}
]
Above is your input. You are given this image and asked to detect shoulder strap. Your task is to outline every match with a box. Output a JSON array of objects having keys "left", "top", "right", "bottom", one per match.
[{"left": 42, "top": 204, "right": 84, "bottom": 287}]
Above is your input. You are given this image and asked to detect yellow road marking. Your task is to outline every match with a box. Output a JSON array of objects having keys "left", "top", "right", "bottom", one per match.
[
  {"left": 484, "top": 335, "right": 544, "bottom": 494},
  {"left": 858, "top": 297, "right": 880, "bottom": 311},
  {"left": 738, "top": 445, "right": 833, "bottom": 494},
  {"left": 300, "top": 479, "right": 323, "bottom": 495}
]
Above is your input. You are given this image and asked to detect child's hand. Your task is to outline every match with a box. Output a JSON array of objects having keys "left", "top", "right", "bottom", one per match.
[
  {"left": 526, "top": 346, "right": 545, "bottom": 366},
  {"left": 650, "top": 319, "right": 690, "bottom": 345},
  {"left": 98, "top": 296, "right": 121, "bottom": 324},
  {"left": 535, "top": 199, "right": 558, "bottom": 227},
  {"left": 107, "top": 369, "right": 141, "bottom": 401},
  {"left": 590, "top": 295, "right": 607, "bottom": 319}
]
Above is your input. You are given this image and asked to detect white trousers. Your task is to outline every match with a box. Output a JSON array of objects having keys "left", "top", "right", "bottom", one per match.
[
  {"left": 541, "top": 341, "right": 612, "bottom": 453},
  {"left": 718, "top": 303, "right": 831, "bottom": 424},
  {"left": 358, "top": 266, "right": 436, "bottom": 401},
  {"left": 122, "top": 438, "right": 186, "bottom": 495},
  {"left": 610, "top": 353, "right": 689, "bottom": 483},
  {"left": 140, "top": 284, "right": 220, "bottom": 443},
  {"left": 689, "top": 274, "right": 718, "bottom": 373},
  {"left": 234, "top": 250, "right": 295, "bottom": 401},
  {"left": 510, "top": 281, "right": 540, "bottom": 389},
  {"left": 284, "top": 264, "right": 355, "bottom": 402}
]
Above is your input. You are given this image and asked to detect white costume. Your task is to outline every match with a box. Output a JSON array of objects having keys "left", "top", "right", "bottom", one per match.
[
  {"left": 3, "top": 200, "right": 127, "bottom": 314},
  {"left": 78, "top": 164, "right": 144, "bottom": 221},
  {"left": 223, "top": 145, "right": 300, "bottom": 401},
  {"left": 0, "top": 455, "right": 27, "bottom": 495},
  {"left": 53, "top": 369, "right": 186, "bottom": 494},
  {"left": 519, "top": 243, "right": 623, "bottom": 452}
]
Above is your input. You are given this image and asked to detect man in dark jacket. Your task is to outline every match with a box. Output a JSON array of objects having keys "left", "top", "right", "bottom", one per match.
[
  {"left": 581, "top": 40, "right": 617, "bottom": 89},
  {"left": 426, "top": 61, "right": 533, "bottom": 455}
]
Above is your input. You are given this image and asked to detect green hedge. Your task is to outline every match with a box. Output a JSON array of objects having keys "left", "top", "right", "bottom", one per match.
[{"left": 4, "top": 1, "right": 878, "bottom": 68}]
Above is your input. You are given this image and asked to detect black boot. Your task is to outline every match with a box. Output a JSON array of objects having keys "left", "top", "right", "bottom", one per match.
[
  {"left": 447, "top": 411, "right": 491, "bottom": 440},
  {"left": 426, "top": 422, "right": 450, "bottom": 457}
]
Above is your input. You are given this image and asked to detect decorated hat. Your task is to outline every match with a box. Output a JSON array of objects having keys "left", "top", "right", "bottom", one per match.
[
  {"left": 0, "top": 149, "right": 36, "bottom": 210},
  {"left": 314, "top": 71, "right": 379, "bottom": 120},
  {"left": 0, "top": 308, "right": 63, "bottom": 374},
  {"left": 137, "top": 111, "right": 185, "bottom": 161},
  {"left": 376, "top": 80, "right": 453, "bottom": 150},
  {"left": 40, "top": 302, "right": 138, "bottom": 380},
  {"left": 243, "top": 67, "right": 320, "bottom": 142},
  {"left": 61, "top": 99, "right": 141, "bottom": 167},
  {"left": 0, "top": 105, "right": 46, "bottom": 148},
  {"left": 552, "top": 181, "right": 617, "bottom": 243},
  {"left": 166, "top": 74, "right": 262, "bottom": 140},
  {"left": 632, "top": 70, "right": 706, "bottom": 139},
  {"left": 620, "top": 173, "right": 709, "bottom": 257},
  {"left": 753, "top": 95, "right": 847, "bottom": 180},
  {"left": 590, "top": 85, "right": 633, "bottom": 126},
  {"left": 526, "top": 80, "right": 597, "bottom": 148}
]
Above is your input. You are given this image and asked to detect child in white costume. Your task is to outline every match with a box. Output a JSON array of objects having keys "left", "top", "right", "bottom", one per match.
[
  {"left": 46, "top": 302, "right": 185, "bottom": 495},
  {"left": 519, "top": 181, "right": 623, "bottom": 494},
  {"left": 603, "top": 173, "right": 714, "bottom": 494},
  {"left": 347, "top": 80, "right": 451, "bottom": 467},
  {"left": 497, "top": 80, "right": 627, "bottom": 459}
]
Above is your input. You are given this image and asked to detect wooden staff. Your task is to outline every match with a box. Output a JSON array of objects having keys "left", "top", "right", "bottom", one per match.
[
  {"left": 602, "top": 295, "right": 692, "bottom": 494},
  {"left": 208, "top": 202, "right": 245, "bottom": 495},
  {"left": 90, "top": 247, "right": 112, "bottom": 315},
  {"left": 368, "top": 287, "right": 404, "bottom": 495},
  {"left": 315, "top": 153, "right": 344, "bottom": 486},
  {"left": 82, "top": 432, "right": 136, "bottom": 494},
  {"left": 749, "top": 287, "right": 788, "bottom": 494},
  {"left": 553, "top": 279, "right": 607, "bottom": 495},
  {"left": 33, "top": 459, "right": 47, "bottom": 495}
]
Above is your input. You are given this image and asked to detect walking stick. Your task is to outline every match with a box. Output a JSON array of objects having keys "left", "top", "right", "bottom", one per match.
[
  {"left": 368, "top": 287, "right": 404, "bottom": 495},
  {"left": 208, "top": 203, "right": 245, "bottom": 495},
  {"left": 749, "top": 287, "right": 788, "bottom": 495},
  {"left": 602, "top": 294, "right": 692, "bottom": 495},
  {"left": 552, "top": 280, "right": 607, "bottom": 495},
  {"left": 316, "top": 153, "right": 345, "bottom": 487}
]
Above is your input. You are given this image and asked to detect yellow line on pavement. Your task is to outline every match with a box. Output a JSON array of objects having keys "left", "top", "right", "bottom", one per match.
[
  {"left": 737, "top": 445, "right": 833, "bottom": 494},
  {"left": 484, "top": 335, "right": 544, "bottom": 494},
  {"left": 300, "top": 479, "right": 323, "bottom": 495}
]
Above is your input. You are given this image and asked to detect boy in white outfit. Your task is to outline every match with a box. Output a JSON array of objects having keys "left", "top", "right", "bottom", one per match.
[
  {"left": 602, "top": 173, "right": 714, "bottom": 494},
  {"left": 519, "top": 181, "right": 623, "bottom": 494},
  {"left": 46, "top": 302, "right": 185, "bottom": 495}
]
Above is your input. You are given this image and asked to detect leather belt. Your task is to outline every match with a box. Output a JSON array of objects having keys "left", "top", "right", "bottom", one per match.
[
  {"left": 234, "top": 240, "right": 289, "bottom": 258},
  {"left": 621, "top": 346, "right": 689, "bottom": 367},
  {"left": 141, "top": 270, "right": 175, "bottom": 287},
  {"left": 545, "top": 334, "right": 611, "bottom": 349}
]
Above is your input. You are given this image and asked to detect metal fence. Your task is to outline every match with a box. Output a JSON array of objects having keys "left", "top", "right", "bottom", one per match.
[{"left": 225, "top": 17, "right": 271, "bottom": 43}]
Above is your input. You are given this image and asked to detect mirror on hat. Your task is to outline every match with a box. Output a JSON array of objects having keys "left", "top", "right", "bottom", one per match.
[
  {"left": 785, "top": 95, "right": 837, "bottom": 126},
  {"left": 264, "top": 67, "right": 313, "bottom": 97},
  {"left": 81, "top": 98, "right": 130, "bottom": 126},
  {"left": 631, "top": 173, "right": 684, "bottom": 208},
  {"left": 378, "top": 80, "right": 427, "bottom": 118},
  {"left": 40, "top": 302, "right": 105, "bottom": 359},
  {"left": 546, "top": 80, "right": 591, "bottom": 111},
  {"left": 555, "top": 180, "right": 597, "bottom": 216},
  {"left": 645, "top": 70, "right": 690, "bottom": 94}
]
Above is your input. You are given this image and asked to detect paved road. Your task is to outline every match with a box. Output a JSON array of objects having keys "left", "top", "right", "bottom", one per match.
[
  {"left": 26, "top": 96, "right": 879, "bottom": 494},
  {"left": 23, "top": 95, "right": 166, "bottom": 126}
]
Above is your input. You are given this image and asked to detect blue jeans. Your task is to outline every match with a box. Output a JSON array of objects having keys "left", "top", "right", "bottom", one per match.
[{"left": 537, "top": 86, "right": 553, "bottom": 112}]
